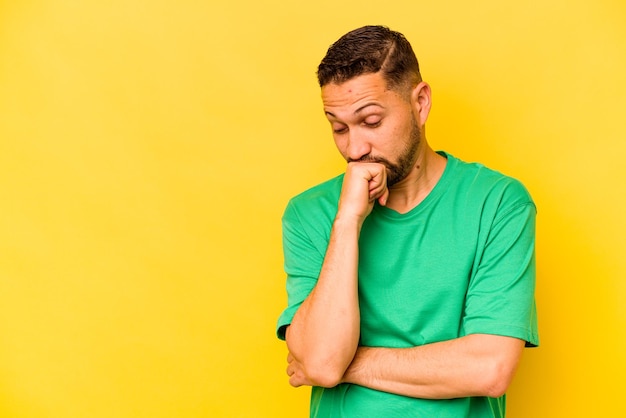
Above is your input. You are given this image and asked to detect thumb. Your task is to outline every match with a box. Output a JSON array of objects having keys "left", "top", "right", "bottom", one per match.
[{"left": 378, "top": 187, "right": 389, "bottom": 206}]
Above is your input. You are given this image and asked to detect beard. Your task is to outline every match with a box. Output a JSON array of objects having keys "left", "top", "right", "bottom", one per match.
[{"left": 354, "top": 116, "right": 421, "bottom": 187}]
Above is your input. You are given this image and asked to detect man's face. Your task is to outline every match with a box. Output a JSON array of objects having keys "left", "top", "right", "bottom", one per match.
[{"left": 321, "top": 72, "right": 422, "bottom": 187}]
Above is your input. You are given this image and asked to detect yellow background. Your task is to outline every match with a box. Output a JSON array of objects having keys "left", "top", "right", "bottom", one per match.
[{"left": 1, "top": 1, "right": 625, "bottom": 417}]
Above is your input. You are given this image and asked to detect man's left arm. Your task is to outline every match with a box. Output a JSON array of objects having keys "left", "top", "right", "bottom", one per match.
[{"left": 340, "top": 333, "right": 524, "bottom": 399}]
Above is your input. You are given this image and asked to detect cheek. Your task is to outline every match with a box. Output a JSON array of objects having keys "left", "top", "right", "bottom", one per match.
[
  {"left": 372, "top": 124, "right": 401, "bottom": 150},
  {"left": 392, "top": 117, "right": 412, "bottom": 135},
  {"left": 388, "top": 120, "right": 414, "bottom": 147}
]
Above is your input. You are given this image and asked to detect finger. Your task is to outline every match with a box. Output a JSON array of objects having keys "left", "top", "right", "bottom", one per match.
[
  {"left": 289, "top": 376, "right": 300, "bottom": 387},
  {"left": 368, "top": 180, "right": 388, "bottom": 203},
  {"left": 368, "top": 165, "right": 386, "bottom": 186},
  {"left": 378, "top": 187, "right": 389, "bottom": 206},
  {"left": 368, "top": 183, "right": 384, "bottom": 197},
  {"left": 368, "top": 167, "right": 387, "bottom": 190}
]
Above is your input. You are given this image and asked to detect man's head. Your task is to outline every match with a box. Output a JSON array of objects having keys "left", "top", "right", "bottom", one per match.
[
  {"left": 317, "top": 25, "right": 422, "bottom": 94},
  {"left": 319, "top": 26, "right": 432, "bottom": 188}
]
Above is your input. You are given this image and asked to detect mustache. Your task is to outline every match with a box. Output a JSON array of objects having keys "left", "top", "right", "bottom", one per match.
[
  {"left": 348, "top": 154, "right": 402, "bottom": 187},
  {"left": 348, "top": 154, "right": 395, "bottom": 169}
]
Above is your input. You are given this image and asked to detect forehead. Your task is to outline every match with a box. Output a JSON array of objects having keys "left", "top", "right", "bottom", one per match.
[{"left": 321, "top": 73, "right": 399, "bottom": 113}]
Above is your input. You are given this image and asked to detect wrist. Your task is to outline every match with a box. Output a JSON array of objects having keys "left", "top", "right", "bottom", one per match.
[
  {"left": 341, "top": 346, "right": 367, "bottom": 385},
  {"left": 333, "top": 211, "right": 365, "bottom": 231}
]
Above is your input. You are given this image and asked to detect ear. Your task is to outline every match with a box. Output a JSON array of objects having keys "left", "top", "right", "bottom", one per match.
[{"left": 410, "top": 81, "right": 432, "bottom": 126}]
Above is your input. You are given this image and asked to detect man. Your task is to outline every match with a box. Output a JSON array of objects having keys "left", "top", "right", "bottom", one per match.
[{"left": 276, "top": 25, "right": 538, "bottom": 417}]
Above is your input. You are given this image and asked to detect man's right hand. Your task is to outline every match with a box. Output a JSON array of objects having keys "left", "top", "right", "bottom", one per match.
[{"left": 337, "top": 162, "right": 389, "bottom": 224}]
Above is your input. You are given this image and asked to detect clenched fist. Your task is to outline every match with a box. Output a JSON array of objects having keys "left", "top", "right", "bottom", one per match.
[{"left": 337, "top": 162, "right": 389, "bottom": 225}]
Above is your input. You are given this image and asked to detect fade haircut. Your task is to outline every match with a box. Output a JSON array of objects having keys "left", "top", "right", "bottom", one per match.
[{"left": 316, "top": 25, "right": 422, "bottom": 92}]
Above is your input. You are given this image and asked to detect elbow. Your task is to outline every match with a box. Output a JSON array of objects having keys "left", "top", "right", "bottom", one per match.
[
  {"left": 478, "top": 359, "right": 518, "bottom": 398},
  {"left": 285, "top": 327, "right": 351, "bottom": 388},
  {"left": 470, "top": 335, "right": 524, "bottom": 398},
  {"left": 298, "top": 355, "right": 347, "bottom": 388},
  {"left": 305, "top": 364, "right": 344, "bottom": 388},
  {"left": 482, "top": 378, "right": 509, "bottom": 399}
]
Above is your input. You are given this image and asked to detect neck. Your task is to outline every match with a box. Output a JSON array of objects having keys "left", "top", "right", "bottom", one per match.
[{"left": 385, "top": 146, "right": 447, "bottom": 214}]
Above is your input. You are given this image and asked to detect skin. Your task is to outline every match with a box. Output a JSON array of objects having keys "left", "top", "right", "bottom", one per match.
[
  {"left": 323, "top": 73, "right": 444, "bottom": 213},
  {"left": 285, "top": 72, "right": 525, "bottom": 399}
]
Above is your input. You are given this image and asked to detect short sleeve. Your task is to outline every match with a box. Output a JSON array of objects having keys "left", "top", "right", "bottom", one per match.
[
  {"left": 275, "top": 200, "right": 326, "bottom": 340},
  {"left": 461, "top": 184, "right": 539, "bottom": 347}
]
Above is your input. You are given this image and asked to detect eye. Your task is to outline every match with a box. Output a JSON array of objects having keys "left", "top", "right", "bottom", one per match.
[
  {"left": 332, "top": 124, "right": 348, "bottom": 134},
  {"left": 363, "top": 116, "right": 382, "bottom": 128}
]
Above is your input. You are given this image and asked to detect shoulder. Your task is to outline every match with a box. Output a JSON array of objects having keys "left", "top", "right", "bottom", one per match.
[
  {"left": 283, "top": 174, "right": 344, "bottom": 221},
  {"left": 444, "top": 152, "right": 535, "bottom": 211},
  {"left": 281, "top": 175, "right": 344, "bottom": 253}
]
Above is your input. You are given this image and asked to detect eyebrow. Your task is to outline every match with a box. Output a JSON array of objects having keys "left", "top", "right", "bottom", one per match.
[{"left": 325, "top": 102, "right": 383, "bottom": 119}]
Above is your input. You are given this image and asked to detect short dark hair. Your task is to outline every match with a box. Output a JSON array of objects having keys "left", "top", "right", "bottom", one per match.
[{"left": 316, "top": 25, "right": 421, "bottom": 91}]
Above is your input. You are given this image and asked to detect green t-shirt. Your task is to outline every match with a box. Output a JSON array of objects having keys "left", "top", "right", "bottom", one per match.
[{"left": 277, "top": 152, "right": 539, "bottom": 418}]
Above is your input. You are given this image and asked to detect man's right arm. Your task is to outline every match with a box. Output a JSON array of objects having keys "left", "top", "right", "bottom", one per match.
[{"left": 285, "top": 162, "right": 388, "bottom": 388}]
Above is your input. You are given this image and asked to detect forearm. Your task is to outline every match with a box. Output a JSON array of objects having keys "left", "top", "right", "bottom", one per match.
[
  {"left": 286, "top": 216, "right": 362, "bottom": 386},
  {"left": 285, "top": 162, "right": 389, "bottom": 387},
  {"left": 342, "top": 334, "right": 524, "bottom": 399}
]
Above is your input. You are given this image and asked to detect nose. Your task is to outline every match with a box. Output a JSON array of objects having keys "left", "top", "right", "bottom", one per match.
[{"left": 345, "top": 131, "right": 372, "bottom": 162}]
